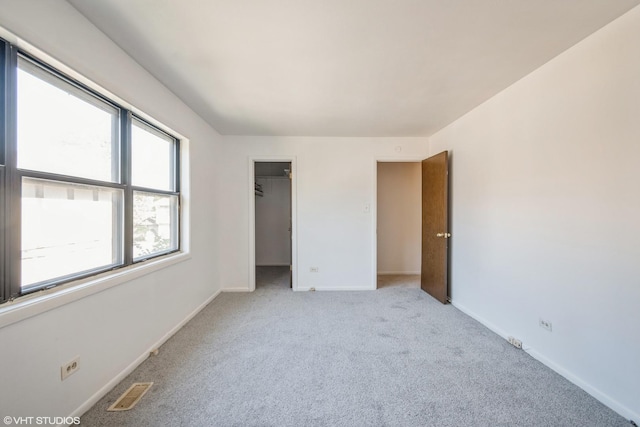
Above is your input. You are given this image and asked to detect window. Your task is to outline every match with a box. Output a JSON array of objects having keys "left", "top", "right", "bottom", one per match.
[
  {"left": 133, "top": 191, "right": 179, "bottom": 260},
  {"left": 0, "top": 40, "right": 181, "bottom": 304},
  {"left": 17, "top": 59, "right": 120, "bottom": 182},
  {"left": 21, "top": 178, "right": 123, "bottom": 290},
  {"left": 131, "top": 119, "right": 180, "bottom": 261}
]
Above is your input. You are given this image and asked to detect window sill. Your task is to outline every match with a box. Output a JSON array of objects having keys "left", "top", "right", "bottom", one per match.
[{"left": 0, "top": 252, "right": 191, "bottom": 330}]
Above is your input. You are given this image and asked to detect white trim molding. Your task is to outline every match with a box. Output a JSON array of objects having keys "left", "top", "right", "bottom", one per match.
[
  {"left": 372, "top": 156, "right": 426, "bottom": 290},
  {"left": 248, "top": 156, "right": 298, "bottom": 292}
]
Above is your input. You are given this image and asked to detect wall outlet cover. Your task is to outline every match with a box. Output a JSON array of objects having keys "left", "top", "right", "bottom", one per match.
[
  {"left": 539, "top": 318, "right": 553, "bottom": 331},
  {"left": 61, "top": 356, "right": 80, "bottom": 381},
  {"left": 507, "top": 336, "right": 523, "bottom": 349}
]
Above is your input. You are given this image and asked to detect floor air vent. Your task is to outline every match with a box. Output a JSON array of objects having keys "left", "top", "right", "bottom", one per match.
[{"left": 107, "top": 382, "right": 153, "bottom": 411}]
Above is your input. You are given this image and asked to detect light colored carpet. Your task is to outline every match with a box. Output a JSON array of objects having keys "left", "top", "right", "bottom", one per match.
[
  {"left": 256, "top": 266, "right": 291, "bottom": 290},
  {"left": 377, "top": 274, "right": 420, "bottom": 289},
  {"left": 80, "top": 284, "right": 628, "bottom": 426}
]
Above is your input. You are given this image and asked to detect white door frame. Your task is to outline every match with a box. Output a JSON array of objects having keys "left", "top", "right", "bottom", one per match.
[
  {"left": 372, "top": 157, "right": 425, "bottom": 289},
  {"left": 249, "top": 156, "right": 298, "bottom": 291}
]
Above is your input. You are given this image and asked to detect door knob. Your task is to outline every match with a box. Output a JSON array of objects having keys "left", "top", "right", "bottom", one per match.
[{"left": 436, "top": 232, "right": 451, "bottom": 238}]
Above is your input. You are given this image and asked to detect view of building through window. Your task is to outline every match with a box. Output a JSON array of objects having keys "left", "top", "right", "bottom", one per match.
[{"left": 21, "top": 178, "right": 122, "bottom": 287}]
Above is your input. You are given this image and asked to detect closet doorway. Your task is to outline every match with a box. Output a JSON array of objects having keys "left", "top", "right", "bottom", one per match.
[
  {"left": 374, "top": 152, "right": 450, "bottom": 303},
  {"left": 253, "top": 161, "right": 293, "bottom": 290},
  {"left": 376, "top": 162, "right": 422, "bottom": 290}
]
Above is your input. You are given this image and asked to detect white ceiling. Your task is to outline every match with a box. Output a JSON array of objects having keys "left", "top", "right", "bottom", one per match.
[{"left": 68, "top": 0, "right": 639, "bottom": 137}]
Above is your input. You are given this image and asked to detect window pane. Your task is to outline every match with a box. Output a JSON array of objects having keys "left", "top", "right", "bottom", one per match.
[
  {"left": 17, "top": 58, "right": 119, "bottom": 182},
  {"left": 133, "top": 191, "right": 178, "bottom": 260},
  {"left": 21, "top": 178, "right": 123, "bottom": 288},
  {"left": 132, "top": 120, "right": 174, "bottom": 191}
]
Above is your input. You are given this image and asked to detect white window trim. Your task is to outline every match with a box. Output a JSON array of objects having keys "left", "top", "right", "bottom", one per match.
[{"left": 0, "top": 251, "right": 191, "bottom": 329}]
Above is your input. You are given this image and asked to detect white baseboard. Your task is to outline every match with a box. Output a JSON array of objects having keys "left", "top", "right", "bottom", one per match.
[
  {"left": 524, "top": 348, "right": 639, "bottom": 423},
  {"left": 450, "top": 300, "right": 511, "bottom": 340},
  {"left": 222, "top": 287, "right": 251, "bottom": 292},
  {"left": 377, "top": 271, "right": 420, "bottom": 275},
  {"left": 69, "top": 289, "right": 222, "bottom": 421},
  {"left": 450, "top": 299, "right": 639, "bottom": 424}
]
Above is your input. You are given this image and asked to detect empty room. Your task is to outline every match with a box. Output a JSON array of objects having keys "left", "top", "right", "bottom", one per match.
[{"left": 0, "top": 1, "right": 638, "bottom": 426}]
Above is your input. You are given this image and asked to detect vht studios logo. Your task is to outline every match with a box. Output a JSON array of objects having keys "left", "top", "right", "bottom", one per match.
[{"left": 3, "top": 416, "right": 80, "bottom": 425}]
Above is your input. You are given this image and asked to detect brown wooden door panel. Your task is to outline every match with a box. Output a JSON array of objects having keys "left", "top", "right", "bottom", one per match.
[{"left": 421, "top": 151, "right": 449, "bottom": 303}]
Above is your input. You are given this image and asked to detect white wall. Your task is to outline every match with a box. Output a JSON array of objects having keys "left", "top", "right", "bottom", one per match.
[
  {"left": 255, "top": 177, "right": 291, "bottom": 266},
  {"left": 0, "top": 0, "right": 222, "bottom": 419},
  {"left": 4, "top": 0, "right": 635, "bottom": 421},
  {"left": 429, "top": 5, "right": 640, "bottom": 421},
  {"left": 220, "top": 137, "right": 429, "bottom": 291},
  {"left": 376, "top": 162, "right": 421, "bottom": 275}
]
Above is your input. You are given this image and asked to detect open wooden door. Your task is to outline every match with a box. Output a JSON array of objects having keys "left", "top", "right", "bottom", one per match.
[{"left": 421, "top": 151, "right": 449, "bottom": 303}]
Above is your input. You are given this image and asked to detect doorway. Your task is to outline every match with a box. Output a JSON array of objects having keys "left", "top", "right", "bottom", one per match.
[
  {"left": 253, "top": 161, "right": 293, "bottom": 290},
  {"left": 376, "top": 162, "right": 422, "bottom": 289},
  {"left": 375, "top": 152, "right": 450, "bottom": 302}
]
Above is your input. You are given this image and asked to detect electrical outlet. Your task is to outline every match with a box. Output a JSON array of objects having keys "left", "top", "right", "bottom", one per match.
[
  {"left": 310, "top": 267, "right": 319, "bottom": 273},
  {"left": 61, "top": 356, "right": 80, "bottom": 381},
  {"left": 507, "top": 336, "right": 522, "bottom": 349},
  {"left": 539, "top": 318, "right": 553, "bottom": 331}
]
